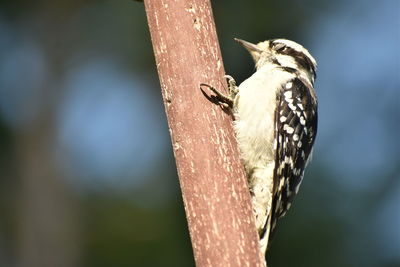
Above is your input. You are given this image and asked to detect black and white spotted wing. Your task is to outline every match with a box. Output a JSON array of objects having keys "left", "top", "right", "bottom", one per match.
[{"left": 270, "top": 77, "right": 318, "bottom": 233}]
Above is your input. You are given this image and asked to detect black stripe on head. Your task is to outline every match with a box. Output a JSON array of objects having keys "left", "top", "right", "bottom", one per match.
[
  {"left": 271, "top": 41, "right": 316, "bottom": 79},
  {"left": 269, "top": 39, "right": 278, "bottom": 48}
]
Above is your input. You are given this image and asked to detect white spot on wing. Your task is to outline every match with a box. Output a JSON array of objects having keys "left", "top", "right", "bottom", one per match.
[
  {"left": 284, "top": 90, "right": 292, "bottom": 98},
  {"left": 286, "top": 126, "right": 294, "bottom": 134},
  {"left": 300, "top": 116, "right": 306, "bottom": 125},
  {"left": 285, "top": 98, "right": 293, "bottom": 104},
  {"left": 297, "top": 141, "right": 302, "bottom": 147}
]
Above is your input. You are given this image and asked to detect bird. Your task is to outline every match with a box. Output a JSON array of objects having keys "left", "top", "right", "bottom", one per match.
[{"left": 202, "top": 37, "right": 318, "bottom": 256}]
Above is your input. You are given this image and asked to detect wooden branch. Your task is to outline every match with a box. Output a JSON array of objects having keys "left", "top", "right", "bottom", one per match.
[{"left": 143, "top": 0, "right": 265, "bottom": 266}]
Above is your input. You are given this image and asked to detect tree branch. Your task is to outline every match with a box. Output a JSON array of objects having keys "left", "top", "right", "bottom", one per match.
[{"left": 143, "top": 0, "right": 265, "bottom": 266}]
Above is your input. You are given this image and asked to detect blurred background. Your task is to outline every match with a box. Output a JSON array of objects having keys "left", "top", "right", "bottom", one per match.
[{"left": 0, "top": 0, "right": 398, "bottom": 266}]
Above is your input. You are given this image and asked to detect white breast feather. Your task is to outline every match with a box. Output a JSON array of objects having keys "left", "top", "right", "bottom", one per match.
[
  {"left": 233, "top": 65, "right": 295, "bottom": 234},
  {"left": 234, "top": 65, "right": 295, "bottom": 171}
]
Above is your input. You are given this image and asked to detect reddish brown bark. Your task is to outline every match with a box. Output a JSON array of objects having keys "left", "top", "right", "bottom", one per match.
[{"left": 143, "top": 0, "right": 265, "bottom": 266}]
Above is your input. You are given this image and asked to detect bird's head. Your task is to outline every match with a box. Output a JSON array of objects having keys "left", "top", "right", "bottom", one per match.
[{"left": 235, "top": 38, "right": 317, "bottom": 84}]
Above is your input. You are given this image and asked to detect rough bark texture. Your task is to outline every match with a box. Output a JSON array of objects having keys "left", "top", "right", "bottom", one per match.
[{"left": 143, "top": 0, "right": 265, "bottom": 266}]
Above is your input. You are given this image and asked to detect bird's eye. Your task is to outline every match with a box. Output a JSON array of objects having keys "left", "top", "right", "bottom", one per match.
[{"left": 273, "top": 43, "right": 286, "bottom": 52}]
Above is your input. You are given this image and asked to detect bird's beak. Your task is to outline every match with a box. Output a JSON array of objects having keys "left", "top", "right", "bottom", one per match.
[
  {"left": 234, "top": 38, "right": 261, "bottom": 52},
  {"left": 234, "top": 38, "right": 263, "bottom": 64}
]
